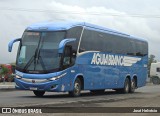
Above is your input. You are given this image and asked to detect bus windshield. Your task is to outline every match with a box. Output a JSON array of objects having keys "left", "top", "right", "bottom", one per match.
[{"left": 16, "top": 31, "right": 65, "bottom": 73}]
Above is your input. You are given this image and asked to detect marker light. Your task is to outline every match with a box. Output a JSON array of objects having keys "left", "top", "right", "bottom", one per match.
[{"left": 49, "top": 73, "right": 66, "bottom": 81}]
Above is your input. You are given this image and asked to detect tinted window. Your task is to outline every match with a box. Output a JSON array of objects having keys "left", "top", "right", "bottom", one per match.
[
  {"left": 80, "top": 29, "right": 131, "bottom": 53},
  {"left": 16, "top": 31, "right": 65, "bottom": 72},
  {"left": 132, "top": 40, "right": 148, "bottom": 56},
  {"left": 66, "top": 26, "right": 83, "bottom": 52},
  {"left": 80, "top": 28, "right": 148, "bottom": 56},
  {"left": 79, "top": 29, "right": 103, "bottom": 52},
  {"left": 140, "top": 41, "right": 148, "bottom": 56}
]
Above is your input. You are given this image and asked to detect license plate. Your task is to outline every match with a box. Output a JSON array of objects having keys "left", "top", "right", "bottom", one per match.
[{"left": 30, "top": 87, "right": 37, "bottom": 90}]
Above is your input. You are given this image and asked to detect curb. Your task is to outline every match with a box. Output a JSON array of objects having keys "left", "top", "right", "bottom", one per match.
[{"left": 0, "top": 85, "right": 15, "bottom": 90}]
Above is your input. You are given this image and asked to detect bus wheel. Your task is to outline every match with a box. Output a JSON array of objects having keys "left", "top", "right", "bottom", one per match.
[
  {"left": 129, "top": 78, "right": 136, "bottom": 93},
  {"left": 33, "top": 90, "right": 45, "bottom": 97},
  {"left": 120, "top": 78, "right": 130, "bottom": 94},
  {"left": 152, "top": 76, "right": 160, "bottom": 85},
  {"left": 69, "top": 78, "right": 81, "bottom": 97}
]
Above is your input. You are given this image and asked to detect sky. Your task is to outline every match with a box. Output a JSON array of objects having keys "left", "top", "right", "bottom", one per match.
[{"left": 0, "top": 0, "right": 160, "bottom": 63}]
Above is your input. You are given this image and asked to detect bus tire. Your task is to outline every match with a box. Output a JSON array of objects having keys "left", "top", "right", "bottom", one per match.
[
  {"left": 118, "top": 78, "right": 130, "bottom": 94},
  {"left": 152, "top": 76, "right": 160, "bottom": 85},
  {"left": 69, "top": 78, "right": 81, "bottom": 97},
  {"left": 33, "top": 90, "right": 45, "bottom": 97},
  {"left": 129, "top": 78, "right": 136, "bottom": 93}
]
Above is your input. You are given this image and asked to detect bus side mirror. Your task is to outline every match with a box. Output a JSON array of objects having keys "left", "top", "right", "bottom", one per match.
[
  {"left": 58, "top": 38, "right": 76, "bottom": 54},
  {"left": 63, "top": 45, "right": 72, "bottom": 66},
  {"left": 8, "top": 38, "right": 21, "bottom": 52}
]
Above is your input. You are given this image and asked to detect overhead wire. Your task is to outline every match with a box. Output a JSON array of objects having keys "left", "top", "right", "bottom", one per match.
[{"left": 0, "top": 7, "right": 160, "bottom": 18}]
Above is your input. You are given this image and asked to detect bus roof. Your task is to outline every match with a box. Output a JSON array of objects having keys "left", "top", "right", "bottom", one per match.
[{"left": 26, "top": 21, "right": 147, "bottom": 42}]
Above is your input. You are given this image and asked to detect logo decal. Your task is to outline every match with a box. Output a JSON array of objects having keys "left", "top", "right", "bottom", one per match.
[
  {"left": 91, "top": 53, "right": 141, "bottom": 66},
  {"left": 123, "top": 56, "right": 141, "bottom": 66},
  {"left": 32, "top": 80, "right": 35, "bottom": 83}
]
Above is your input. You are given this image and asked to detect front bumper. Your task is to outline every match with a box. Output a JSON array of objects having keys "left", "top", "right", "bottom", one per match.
[{"left": 14, "top": 78, "right": 62, "bottom": 92}]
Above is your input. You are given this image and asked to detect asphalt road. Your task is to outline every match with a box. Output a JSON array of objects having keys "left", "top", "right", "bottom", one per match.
[
  {"left": 0, "top": 83, "right": 160, "bottom": 115},
  {"left": 0, "top": 83, "right": 160, "bottom": 107}
]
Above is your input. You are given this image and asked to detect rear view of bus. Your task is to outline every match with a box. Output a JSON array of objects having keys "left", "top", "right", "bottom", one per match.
[{"left": 8, "top": 21, "right": 148, "bottom": 97}]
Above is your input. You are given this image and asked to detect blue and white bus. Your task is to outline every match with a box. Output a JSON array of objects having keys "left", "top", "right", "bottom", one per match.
[{"left": 8, "top": 21, "right": 148, "bottom": 97}]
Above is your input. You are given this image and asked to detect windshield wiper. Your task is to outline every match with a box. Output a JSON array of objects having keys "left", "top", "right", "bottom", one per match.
[
  {"left": 34, "top": 49, "right": 46, "bottom": 71},
  {"left": 23, "top": 48, "right": 38, "bottom": 71},
  {"left": 23, "top": 48, "right": 46, "bottom": 71}
]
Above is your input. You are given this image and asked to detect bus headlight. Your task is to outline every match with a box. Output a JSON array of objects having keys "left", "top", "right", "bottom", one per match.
[
  {"left": 49, "top": 73, "right": 67, "bottom": 81},
  {"left": 15, "top": 75, "right": 22, "bottom": 79}
]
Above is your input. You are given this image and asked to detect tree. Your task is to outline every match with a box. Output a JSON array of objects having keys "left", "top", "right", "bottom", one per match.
[
  {"left": 148, "top": 54, "right": 157, "bottom": 69},
  {"left": 0, "top": 65, "right": 9, "bottom": 83}
]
